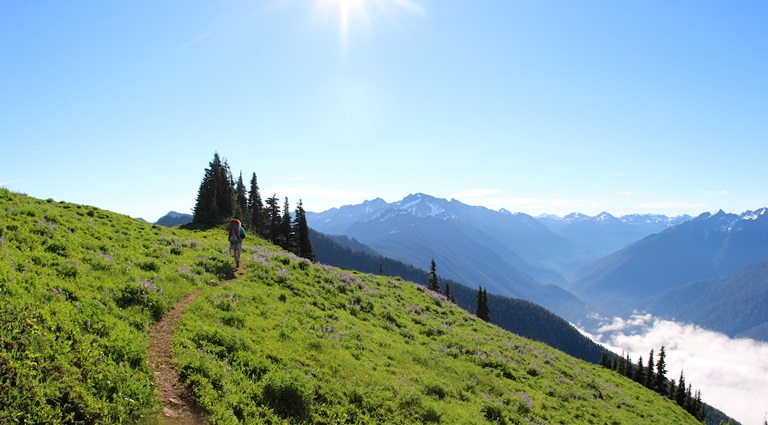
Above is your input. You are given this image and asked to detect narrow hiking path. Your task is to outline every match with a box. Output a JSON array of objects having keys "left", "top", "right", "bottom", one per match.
[{"left": 147, "top": 261, "right": 245, "bottom": 424}]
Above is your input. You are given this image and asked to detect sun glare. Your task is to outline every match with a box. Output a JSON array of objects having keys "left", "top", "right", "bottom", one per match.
[{"left": 312, "top": 0, "right": 424, "bottom": 48}]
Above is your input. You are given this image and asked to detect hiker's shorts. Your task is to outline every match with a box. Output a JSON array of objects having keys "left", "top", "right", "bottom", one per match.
[{"left": 230, "top": 242, "right": 242, "bottom": 251}]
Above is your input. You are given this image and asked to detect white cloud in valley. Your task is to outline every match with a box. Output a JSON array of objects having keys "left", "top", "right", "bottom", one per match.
[{"left": 587, "top": 314, "right": 768, "bottom": 425}]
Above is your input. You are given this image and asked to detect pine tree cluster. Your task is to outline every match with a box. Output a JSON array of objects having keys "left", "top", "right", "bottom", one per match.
[
  {"left": 599, "top": 346, "right": 706, "bottom": 422},
  {"left": 475, "top": 286, "right": 490, "bottom": 322},
  {"left": 193, "top": 152, "right": 315, "bottom": 261}
]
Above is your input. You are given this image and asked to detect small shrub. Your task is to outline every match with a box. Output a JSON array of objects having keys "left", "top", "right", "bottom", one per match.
[
  {"left": 45, "top": 240, "right": 68, "bottom": 256},
  {"left": 422, "top": 404, "right": 442, "bottom": 423},
  {"left": 261, "top": 370, "right": 313, "bottom": 420},
  {"left": 423, "top": 383, "right": 447, "bottom": 400},
  {"left": 138, "top": 260, "right": 160, "bottom": 272}
]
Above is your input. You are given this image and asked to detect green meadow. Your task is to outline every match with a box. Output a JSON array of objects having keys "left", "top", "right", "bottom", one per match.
[{"left": 0, "top": 188, "right": 701, "bottom": 424}]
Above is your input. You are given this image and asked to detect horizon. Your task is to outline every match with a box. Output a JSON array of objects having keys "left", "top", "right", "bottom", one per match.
[{"left": 6, "top": 185, "right": 762, "bottom": 225}]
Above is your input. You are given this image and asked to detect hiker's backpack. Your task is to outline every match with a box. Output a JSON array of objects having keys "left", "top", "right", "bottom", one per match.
[{"left": 228, "top": 219, "right": 241, "bottom": 244}]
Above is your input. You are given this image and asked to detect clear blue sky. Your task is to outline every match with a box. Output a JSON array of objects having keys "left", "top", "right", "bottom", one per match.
[{"left": 2, "top": 0, "right": 766, "bottom": 222}]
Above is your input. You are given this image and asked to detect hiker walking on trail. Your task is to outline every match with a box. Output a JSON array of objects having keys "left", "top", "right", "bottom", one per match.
[{"left": 228, "top": 219, "right": 246, "bottom": 267}]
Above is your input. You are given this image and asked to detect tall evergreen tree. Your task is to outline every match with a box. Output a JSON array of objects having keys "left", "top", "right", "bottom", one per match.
[
  {"left": 475, "top": 286, "right": 490, "bottom": 322},
  {"left": 265, "top": 195, "right": 282, "bottom": 245},
  {"left": 379, "top": 263, "right": 384, "bottom": 275},
  {"left": 683, "top": 384, "right": 693, "bottom": 413},
  {"left": 644, "top": 349, "right": 655, "bottom": 389},
  {"left": 293, "top": 200, "right": 315, "bottom": 262},
  {"left": 655, "top": 346, "right": 668, "bottom": 396},
  {"left": 193, "top": 152, "right": 235, "bottom": 226},
  {"left": 280, "top": 197, "right": 293, "bottom": 250},
  {"left": 428, "top": 259, "right": 440, "bottom": 291},
  {"left": 675, "top": 371, "right": 686, "bottom": 407},
  {"left": 219, "top": 159, "right": 236, "bottom": 218},
  {"left": 600, "top": 351, "right": 610, "bottom": 368},
  {"left": 234, "top": 172, "right": 248, "bottom": 221},
  {"left": 693, "top": 390, "right": 705, "bottom": 421},
  {"left": 444, "top": 280, "right": 456, "bottom": 303},
  {"left": 624, "top": 353, "right": 633, "bottom": 379},
  {"left": 633, "top": 356, "right": 645, "bottom": 383},
  {"left": 475, "top": 286, "right": 491, "bottom": 322},
  {"left": 248, "top": 173, "right": 265, "bottom": 236},
  {"left": 617, "top": 352, "right": 626, "bottom": 375},
  {"left": 667, "top": 379, "right": 677, "bottom": 400}
]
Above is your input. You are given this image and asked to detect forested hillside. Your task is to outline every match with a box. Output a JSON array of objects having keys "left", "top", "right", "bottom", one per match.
[{"left": 0, "top": 188, "right": 708, "bottom": 423}]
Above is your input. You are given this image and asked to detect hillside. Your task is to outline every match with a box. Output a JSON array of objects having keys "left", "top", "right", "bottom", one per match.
[
  {"left": 1, "top": 189, "right": 706, "bottom": 423},
  {"left": 310, "top": 230, "right": 604, "bottom": 364}
]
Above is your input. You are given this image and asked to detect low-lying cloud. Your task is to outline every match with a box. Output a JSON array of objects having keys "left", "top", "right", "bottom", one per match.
[{"left": 587, "top": 314, "right": 768, "bottom": 425}]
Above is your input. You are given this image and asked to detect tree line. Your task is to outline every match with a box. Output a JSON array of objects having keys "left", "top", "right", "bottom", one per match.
[
  {"left": 600, "top": 346, "right": 706, "bottom": 422},
  {"left": 192, "top": 152, "right": 314, "bottom": 261}
]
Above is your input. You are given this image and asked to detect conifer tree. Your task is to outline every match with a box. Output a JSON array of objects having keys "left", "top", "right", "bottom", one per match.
[
  {"left": 644, "top": 349, "right": 655, "bottom": 389},
  {"left": 624, "top": 353, "right": 633, "bottom": 379},
  {"left": 428, "top": 259, "right": 440, "bottom": 291},
  {"left": 234, "top": 172, "right": 248, "bottom": 221},
  {"left": 600, "top": 351, "right": 610, "bottom": 368},
  {"left": 482, "top": 288, "right": 490, "bottom": 322},
  {"left": 248, "top": 173, "right": 265, "bottom": 236},
  {"left": 280, "top": 197, "right": 293, "bottom": 250},
  {"left": 379, "top": 263, "right": 384, "bottom": 275},
  {"left": 693, "top": 390, "right": 705, "bottom": 421},
  {"left": 675, "top": 371, "right": 686, "bottom": 407},
  {"left": 655, "top": 346, "right": 668, "bottom": 396},
  {"left": 633, "top": 356, "right": 645, "bottom": 383},
  {"left": 683, "top": 384, "right": 692, "bottom": 413},
  {"left": 220, "top": 159, "right": 236, "bottom": 218},
  {"left": 667, "top": 379, "right": 676, "bottom": 400},
  {"left": 475, "top": 286, "right": 490, "bottom": 322},
  {"left": 265, "top": 195, "right": 282, "bottom": 245},
  {"left": 444, "top": 281, "right": 456, "bottom": 303},
  {"left": 293, "top": 200, "right": 315, "bottom": 262},
  {"left": 193, "top": 152, "right": 235, "bottom": 226},
  {"left": 617, "top": 352, "right": 625, "bottom": 375}
]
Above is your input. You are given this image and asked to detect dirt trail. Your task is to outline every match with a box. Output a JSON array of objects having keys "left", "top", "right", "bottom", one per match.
[{"left": 147, "top": 262, "right": 245, "bottom": 424}]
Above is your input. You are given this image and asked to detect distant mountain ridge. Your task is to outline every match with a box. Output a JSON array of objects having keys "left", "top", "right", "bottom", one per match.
[
  {"left": 307, "top": 194, "right": 768, "bottom": 342},
  {"left": 308, "top": 193, "right": 596, "bottom": 322},
  {"left": 538, "top": 211, "right": 692, "bottom": 256},
  {"left": 572, "top": 208, "right": 768, "bottom": 315},
  {"left": 154, "top": 211, "right": 193, "bottom": 227}
]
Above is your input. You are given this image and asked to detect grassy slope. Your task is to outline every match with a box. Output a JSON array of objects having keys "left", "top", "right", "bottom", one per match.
[
  {"left": 0, "top": 189, "right": 232, "bottom": 423},
  {"left": 0, "top": 189, "right": 700, "bottom": 424}
]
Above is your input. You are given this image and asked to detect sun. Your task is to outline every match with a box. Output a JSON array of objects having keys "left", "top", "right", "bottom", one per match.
[{"left": 312, "top": 0, "right": 424, "bottom": 48}]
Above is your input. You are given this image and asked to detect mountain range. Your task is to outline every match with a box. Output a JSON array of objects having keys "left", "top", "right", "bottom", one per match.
[
  {"left": 571, "top": 208, "right": 768, "bottom": 313},
  {"left": 538, "top": 211, "right": 692, "bottom": 257},
  {"left": 307, "top": 193, "right": 591, "bottom": 321},
  {"left": 307, "top": 194, "right": 768, "bottom": 341}
]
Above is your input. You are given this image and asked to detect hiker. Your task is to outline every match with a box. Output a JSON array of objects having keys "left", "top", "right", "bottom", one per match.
[{"left": 228, "top": 218, "right": 246, "bottom": 267}]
